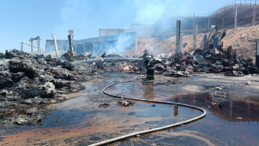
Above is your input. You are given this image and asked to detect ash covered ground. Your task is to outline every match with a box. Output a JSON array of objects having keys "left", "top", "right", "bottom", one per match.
[
  {"left": 1, "top": 37, "right": 258, "bottom": 127},
  {"left": 0, "top": 50, "right": 88, "bottom": 126},
  {"left": 0, "top": 37, "right": 259, "bottom": 145},
  {"left": 0, "top": 27, "right": 259, "bottom": 145}
]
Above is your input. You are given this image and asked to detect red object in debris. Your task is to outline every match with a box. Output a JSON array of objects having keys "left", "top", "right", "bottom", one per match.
[{"left": 212, "top": 101, "right": 217, "bottom": 105}]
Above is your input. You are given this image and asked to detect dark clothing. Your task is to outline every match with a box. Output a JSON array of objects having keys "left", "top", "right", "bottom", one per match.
[
  {"left": 143, "top": 53, "right": 149, "bottom": 67},
  {"left": 146, "top": 67, "right": 154, "bottom": 80},
  {"left": 144, "top": 56, "right": 156, "bottom": 80}
]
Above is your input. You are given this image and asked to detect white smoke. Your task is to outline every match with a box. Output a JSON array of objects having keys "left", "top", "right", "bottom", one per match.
[
  {"left": 105, "top": 0, "right": 174, "bottom": 56},
  {"left": 106, "top": 34, "right": 134, "bottom": 56},
  {"left": 53, "top": 0, "right": 96, "bottom": 40},
  {"left": 134, "top": 0, "right": 167, "bottom": 24},
  {"left": 53, "top": 0, "right": 198, "bottom": 56}
]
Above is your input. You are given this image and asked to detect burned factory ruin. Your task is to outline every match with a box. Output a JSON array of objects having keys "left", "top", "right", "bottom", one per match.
[{"left": 1, "top": 1, "right": 259, "bottom": 145}]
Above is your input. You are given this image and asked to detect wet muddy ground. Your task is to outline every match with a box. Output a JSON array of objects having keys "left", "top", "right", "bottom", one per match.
[{"left": 0, "top": 73, "right": 259, "bottom": 145}]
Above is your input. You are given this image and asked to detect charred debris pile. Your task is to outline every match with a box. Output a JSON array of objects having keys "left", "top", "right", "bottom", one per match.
[
  {"left": 158, "top": 30, "right": 258, "bottom": 77},
  {"left": 0, "top": 29, "right": 258, "bottom": 126},
  {"left": 88, "top": 30, "right": 258, "bottom": 77},
  {"left": 0, "top": 50, "right": 86, "bottom": 125}
]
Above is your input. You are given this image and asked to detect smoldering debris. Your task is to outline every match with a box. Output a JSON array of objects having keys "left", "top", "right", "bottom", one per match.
[
  {"left": 162, "top": 31, "right": 259, "bottom": 77},
  {"left": 1, "top": 29, "right": 258, "bottom": 126},
  {"left": 79, "top": 44, "right": 258, "bottom": 78},
  {"left": 83, "top": 30, "right": 258, "bottom": 77},
  {"left": 0, "top": 50, "right": 86, "bottom": 126},
  {"left": 131, "top": 30, "right": 258, "bottom": 77}
]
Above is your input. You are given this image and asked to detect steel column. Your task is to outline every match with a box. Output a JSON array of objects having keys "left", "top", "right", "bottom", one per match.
[
  {"left": 234, "top": 3, "right": 238, "bottom": 28},
  {"left": 253, "top": 4, "right": 256, "bottom": 26},
  {"left": 37, "top": 37, "right": 41, "bottom": 54},
  {"left": 21, "top": 42, "right": 23, "bottom": 52},
  {"left": 193, "top": 24, "right": 198, "bottom": 49},
  {"left": 52, "top": 34, "right": 59, "bottom": 58},
  {"left": 30, "top": 39, "right": 34, "bottom": 53},
  {"left": 176, "top": 20, "right": 181, "bottom": 54}
]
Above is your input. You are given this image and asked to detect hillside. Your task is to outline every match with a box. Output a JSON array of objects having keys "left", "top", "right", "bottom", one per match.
[{"left": 128, "top": 25, "right": 259, "bottom": 62}]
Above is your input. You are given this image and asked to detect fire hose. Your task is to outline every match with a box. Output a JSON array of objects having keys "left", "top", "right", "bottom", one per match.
[{"left": 90, "top": 76, "right": 206, "bottom": 146}]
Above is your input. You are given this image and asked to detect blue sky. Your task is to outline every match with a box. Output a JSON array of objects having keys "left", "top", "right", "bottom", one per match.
[{"left": 0, "top": 0, "right": 233, "bottom": 52}]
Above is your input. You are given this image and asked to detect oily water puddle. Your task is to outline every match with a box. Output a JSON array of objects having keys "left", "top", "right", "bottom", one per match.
[{"left": 0, "top": 73, "right": 259, "bottom": 145}]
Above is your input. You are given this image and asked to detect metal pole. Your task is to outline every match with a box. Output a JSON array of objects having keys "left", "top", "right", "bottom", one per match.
[
  {"left": 21, "top": 41, "right": 39, "bottom": 48},
  {"left": 68, "top": 30, "right": 75, "bottom": 56},
  {"left": 193, "top": 24, "right": 198, "bottom": 49},
  {"left": 52, "top": 34, "right": 59, "bottom": 58},
  {"left": 235, "top": 1, "right": 238, "bottom": 28},
  {"left": 37, "top": 36, "right": 41, "bottom": 54},
  {"left": 176, "top": 20, "right": 181, "bottom": 54},
  {"left": 30, "top": 39, "right": 34, "bottom": 54},
  {"left": 253, "top": 3, "right": 256, "bottom": 26},
  {"left": 21, "top": 42, "right": 23, "bottom": 52}
]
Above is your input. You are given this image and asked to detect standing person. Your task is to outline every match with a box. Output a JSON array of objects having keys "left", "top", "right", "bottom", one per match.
[
  {"left": 146, "top": 55, "right": 156, "bottom": 80},
  {"left": 143, "top": 50, "right": 156, "bottom": 80}
]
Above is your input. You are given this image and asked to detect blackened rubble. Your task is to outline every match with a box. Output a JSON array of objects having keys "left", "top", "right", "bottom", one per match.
[
  {"left": 0, "top": 50, "right": 86, "bottom": 126},
  {"left": 2, "top": 28, "right": 258, "bottom": 126},
  {"left": 164, "top": 46, "right": 257, "bottom": 77},
  {"left": 84, "top": 30, "right": 258, "bottom": 77},
  {"left": 151, "top": 30, "right": 259, "bottom": 77}
]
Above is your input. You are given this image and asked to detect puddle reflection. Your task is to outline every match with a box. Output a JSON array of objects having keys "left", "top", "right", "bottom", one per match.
[
  {"left": 109, "top": 79, "right": 259, "bottom": 145},
  {"left": 111, "top": 80, "right": 259, "bottom": 123},
  {"left": 0, "top": 74, "right": 259, "bottom": 145},
  {"left": 143, "top": 82, "right": 155, "bottom": 99}
]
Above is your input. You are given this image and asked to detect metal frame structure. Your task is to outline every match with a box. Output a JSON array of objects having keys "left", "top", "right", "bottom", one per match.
[
  {"left": 21, "top": 36, "right": 41, "bottom": 54},
  {"left": 45, "top": 32, "right": 137, "bottom": 57}
]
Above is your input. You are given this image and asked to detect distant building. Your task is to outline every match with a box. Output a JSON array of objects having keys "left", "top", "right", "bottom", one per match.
[
  {"left": 45, "top": 32, "right": 137, "bottom": 56},
  {"left": 99, "top": 29, "right": 127, "bottom": 37},
  {"left": 99, "top": 24, "right": 155, "bottom": 39},
  {"left": 46, "top": 1, "right": 259, "bottom": 56}
]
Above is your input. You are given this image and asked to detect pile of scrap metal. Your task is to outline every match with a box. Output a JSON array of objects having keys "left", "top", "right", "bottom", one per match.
[{"left": 154, "top": 26, "right": 259, "bottom": 77}]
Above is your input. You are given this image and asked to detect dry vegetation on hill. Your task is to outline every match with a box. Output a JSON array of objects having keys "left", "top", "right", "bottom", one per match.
[{"left": 128, "top": 25, "right": 259, "bottom": 63}]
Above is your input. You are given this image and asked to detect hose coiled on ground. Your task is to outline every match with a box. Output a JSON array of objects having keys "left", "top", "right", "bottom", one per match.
[{"left": 90, "top": 77, "right": 206, "bottom": 146}]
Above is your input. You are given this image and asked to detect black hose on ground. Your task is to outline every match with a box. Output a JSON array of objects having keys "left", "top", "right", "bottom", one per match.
[{"left": 90, "top": 76, "right": 206, "bottom": 146}]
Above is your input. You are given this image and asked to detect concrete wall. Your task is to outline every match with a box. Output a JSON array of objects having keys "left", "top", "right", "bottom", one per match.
[
  {"left": 45, "top": 40, "right": 70, "bottom": 56},
  {"left": 99, "top": 29, "right": 127, "bottom": 37},
  {"left": 45, "top": 32, "right": 137, "bottom": 56},
  {"left": 99, "top": 25, "right": 155, "bottom": 38}
]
